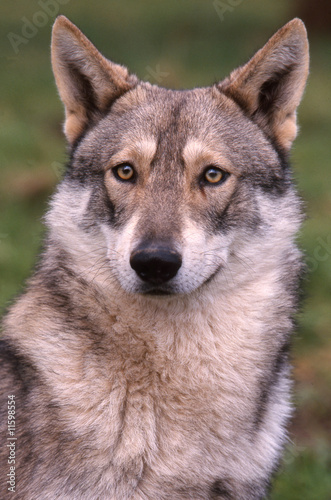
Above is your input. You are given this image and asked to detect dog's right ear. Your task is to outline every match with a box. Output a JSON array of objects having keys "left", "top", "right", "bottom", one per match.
[{"left": 51, "top": 16, "right": 138, "bottom": 144}]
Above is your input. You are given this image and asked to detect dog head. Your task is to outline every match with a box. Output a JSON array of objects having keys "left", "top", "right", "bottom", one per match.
[{"left": 48, "top": 16, "right": 308, "bottom": 297}]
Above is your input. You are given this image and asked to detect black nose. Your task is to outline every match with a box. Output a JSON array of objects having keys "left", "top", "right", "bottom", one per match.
[{"left": 130, "top": 243, "right": 182, "bottom": 285}]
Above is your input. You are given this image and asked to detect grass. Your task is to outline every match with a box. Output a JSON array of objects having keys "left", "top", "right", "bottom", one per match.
[
  {"left": 272, "top": 445, "right": 331, "bottom": 500},
  {"left": 0, "top": 1, "right": 330, "bottom": 497}
]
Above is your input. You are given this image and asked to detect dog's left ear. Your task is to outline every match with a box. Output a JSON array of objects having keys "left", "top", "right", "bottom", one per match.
[
  {"left": 219, "top": 18, "right": 309, "bottom": 151},
  {"left": 51, "top": 16, "right": 138, "bottom": 144}
]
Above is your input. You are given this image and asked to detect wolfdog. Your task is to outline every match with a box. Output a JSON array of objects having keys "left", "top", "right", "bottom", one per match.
[{"left": 0, "top": 15, "right": 308, "bottom": 499}]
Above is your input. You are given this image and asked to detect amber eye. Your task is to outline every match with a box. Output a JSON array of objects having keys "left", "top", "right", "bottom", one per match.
[
  {"left": 203, "top": 167, "right": 227, "bottom": 185},
  {"left": 113, "top": 164, "right": 135, "bottom": 182}
]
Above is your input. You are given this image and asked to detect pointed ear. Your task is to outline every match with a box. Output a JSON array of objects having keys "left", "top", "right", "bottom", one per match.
[
  {"left": 51, "top": 16, "right": 138, "bottom": 144},
  {"left": 219, "top": 18, "right": 309, "bottom": 151}
]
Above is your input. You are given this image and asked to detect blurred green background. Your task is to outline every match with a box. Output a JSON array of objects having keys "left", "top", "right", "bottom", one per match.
[{"left": 0, "top": 1, "right": 330, "bottom": 497}]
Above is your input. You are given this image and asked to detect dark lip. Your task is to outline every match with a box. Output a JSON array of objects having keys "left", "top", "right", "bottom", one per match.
[
  {"left": 141, "top": 288, "right": 174, "bottom": 296},
  {"left": 203, "top": 264, "right": 223, "bottom": 286},
  {"left": 136, "top": 265, "right": 224, "bottom": 297},
  {"left": 137, "top": 266, "right": 223, "bottom": 297}
]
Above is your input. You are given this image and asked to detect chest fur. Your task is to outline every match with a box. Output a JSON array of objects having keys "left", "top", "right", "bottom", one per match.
[
  {"left": 51, "top": 306, "right": 274, "bottom": 477},
  {"left": 7, "top": 282, "right": 289, "bottom": 498}
]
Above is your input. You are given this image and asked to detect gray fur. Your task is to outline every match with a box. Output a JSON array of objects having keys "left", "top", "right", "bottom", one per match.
[{"left": 0, "top": 16, "right": 309, "bottom": 499}]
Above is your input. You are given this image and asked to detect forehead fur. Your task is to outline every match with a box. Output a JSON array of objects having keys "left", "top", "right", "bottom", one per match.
[
  {"left": 182, "top": 139, "right": 234, "bottom": 172},
  {"left": 76, "top": 83, "right": 280, "bottom": 177},
  {"left": 109, "top": 138, "right": 157, "bottom": 167}
]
